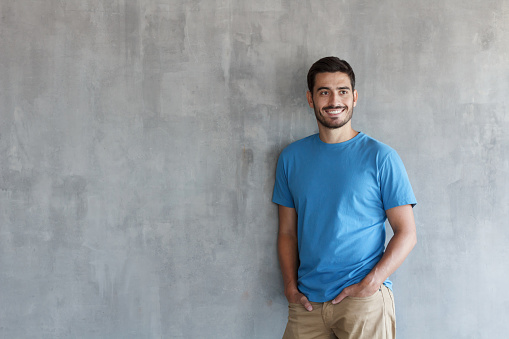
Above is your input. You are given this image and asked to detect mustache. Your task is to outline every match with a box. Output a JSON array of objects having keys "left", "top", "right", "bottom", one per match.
[{"left": 323, "top": 105, "right": 347, "bottom": 110}]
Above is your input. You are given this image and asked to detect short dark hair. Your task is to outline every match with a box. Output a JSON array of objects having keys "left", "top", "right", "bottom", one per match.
[{"left": 307, "top": 57, "right": 356, "bottom": 92}]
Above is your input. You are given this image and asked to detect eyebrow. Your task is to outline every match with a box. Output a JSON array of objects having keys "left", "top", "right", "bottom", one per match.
[{"left": 316, "top": 86, "right": 351, "bottom": 92}]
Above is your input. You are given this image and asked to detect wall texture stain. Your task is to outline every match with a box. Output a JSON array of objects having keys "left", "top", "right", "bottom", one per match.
[{"left": 1, "top": 0, "right": 509, "bottom": 338}]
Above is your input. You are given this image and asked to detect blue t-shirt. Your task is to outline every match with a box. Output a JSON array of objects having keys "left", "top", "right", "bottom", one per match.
[{"left": 272, "top": 132, "right": 416, "bottom": 302}]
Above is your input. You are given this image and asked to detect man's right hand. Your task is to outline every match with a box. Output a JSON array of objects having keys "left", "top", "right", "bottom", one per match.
[{"left": 286, "top": 290, "right": 313, "bottom": 311}]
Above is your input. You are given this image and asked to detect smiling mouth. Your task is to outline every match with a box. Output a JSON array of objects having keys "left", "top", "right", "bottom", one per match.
[{"left": 324, "top": 106, "right": 347, "bottom": 115}]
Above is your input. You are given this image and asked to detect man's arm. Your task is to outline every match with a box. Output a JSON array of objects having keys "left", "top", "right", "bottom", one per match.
[
  {"left": 277, "top": 205, "right": 313, "bottom": 311},
  {"left": 332, "top": 204, "right": 417, "bottom": 304}
]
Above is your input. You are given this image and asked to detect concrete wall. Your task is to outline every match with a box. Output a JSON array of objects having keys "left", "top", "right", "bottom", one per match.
[{"left": 1, "top": 1, "right": 508, "bottom": 338}]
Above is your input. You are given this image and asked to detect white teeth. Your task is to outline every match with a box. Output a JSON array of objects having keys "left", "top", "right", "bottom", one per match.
[{"left": 327, "top": 109, "right": 344, "bottom": 114}]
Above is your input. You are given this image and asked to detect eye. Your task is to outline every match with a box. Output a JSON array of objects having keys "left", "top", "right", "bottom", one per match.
[
  {"left": 319, "top": 90, "right": 329, "bottom": 95},
  {"left": 340, "top": 90, "right": 348, "bottom": 95}
]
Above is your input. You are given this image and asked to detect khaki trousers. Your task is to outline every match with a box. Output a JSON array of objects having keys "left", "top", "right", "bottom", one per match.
[{"left": 282, "top": 286, "right": 396, "bottom": 339}]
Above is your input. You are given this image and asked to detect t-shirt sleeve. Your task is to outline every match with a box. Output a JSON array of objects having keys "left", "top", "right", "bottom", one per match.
[
  {"left": 272, "top": 153, "right": 295, "bottom": 208},
  {"left": 379, "top": 150, "right": 417, "bottom": 210}
]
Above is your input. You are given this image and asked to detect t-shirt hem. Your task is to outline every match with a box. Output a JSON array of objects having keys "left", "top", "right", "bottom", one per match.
[
  {"left": 384, "top": 200, "right": 417, "bottom": 211},
  {"left": 272, "top": 198, "right": 294, "bottom": 209}
]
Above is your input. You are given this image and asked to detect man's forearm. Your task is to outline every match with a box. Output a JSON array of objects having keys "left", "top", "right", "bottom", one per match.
[
  {"left": 361, "top": 228, "right": 417, "bottom": 290},
  {"left": 362, "top": 204, "right": 417, "bottom": 289},
  {"left": 278, "top": 232, "right": 300, "bottom": 296}
]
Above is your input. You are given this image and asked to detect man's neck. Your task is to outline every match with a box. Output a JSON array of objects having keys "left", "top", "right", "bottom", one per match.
[{"left": 318, "top": 124, "right": 358, "bottom": 144}]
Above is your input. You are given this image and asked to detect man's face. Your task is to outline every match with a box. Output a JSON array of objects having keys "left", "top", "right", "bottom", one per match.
[{"left": 306, "top": 72, "right": 358, "bottom": 130}]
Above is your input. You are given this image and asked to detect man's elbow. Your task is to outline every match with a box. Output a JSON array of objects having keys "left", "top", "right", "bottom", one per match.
[
  {"left": 409, "top": 228, "right": 417, "bottom": 249},
  {"left": 396, "top": 226, "right": 417, "bottom": 250}
]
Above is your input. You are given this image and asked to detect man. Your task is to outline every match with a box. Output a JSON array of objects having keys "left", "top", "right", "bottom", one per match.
[{"left": 272, "top": 57, "right": 417, "bottom": 339}]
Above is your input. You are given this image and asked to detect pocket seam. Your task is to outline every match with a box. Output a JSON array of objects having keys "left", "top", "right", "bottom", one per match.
[{"left": 346, "top": 288, "right": 381, "bottom": 301}]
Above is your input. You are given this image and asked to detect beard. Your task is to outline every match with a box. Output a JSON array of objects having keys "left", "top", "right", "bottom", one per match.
[{"left": 313, "top": 101, "right": 354, "bottom": 130}]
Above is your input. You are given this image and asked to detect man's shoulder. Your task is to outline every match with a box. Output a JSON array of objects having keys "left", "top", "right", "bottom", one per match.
[
  {"left": 280, "top": 134, "right": 317, "bottom": 156},
  {"left": 358, "top": 133, "right": 397, "bottom": 157}
]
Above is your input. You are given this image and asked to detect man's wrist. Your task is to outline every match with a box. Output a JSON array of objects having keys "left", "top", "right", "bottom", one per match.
[
  {"left": 284, "top": 282, "right": 301, "bottom": 299},
  {"left": 284, "top": 286, "right": 300, "bottom": 296},
  {"left": 360, "top": 272, "right": 383, "bottom": 291}
]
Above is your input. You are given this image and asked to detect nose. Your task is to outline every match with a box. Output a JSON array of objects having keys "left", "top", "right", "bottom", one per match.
[{"left": 329, "top": 92, "right": 341, "bottom": 107}]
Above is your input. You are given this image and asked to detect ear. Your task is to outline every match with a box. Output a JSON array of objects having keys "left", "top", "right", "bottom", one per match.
[
  {"left": 306, "top": 91, "right": 314, "bottom": 108},
  {"left": 353, "top": 89, "right": 358, "bottom": 107}
]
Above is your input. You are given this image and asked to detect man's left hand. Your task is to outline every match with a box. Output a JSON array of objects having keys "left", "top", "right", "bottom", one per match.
[{"left": 331, "top": 282, "right": 380, "bottom": 304}]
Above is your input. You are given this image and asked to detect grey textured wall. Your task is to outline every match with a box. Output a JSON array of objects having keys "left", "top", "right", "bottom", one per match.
[{"left": 1, "top": 1, "right": 508, "bottom": 338}]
